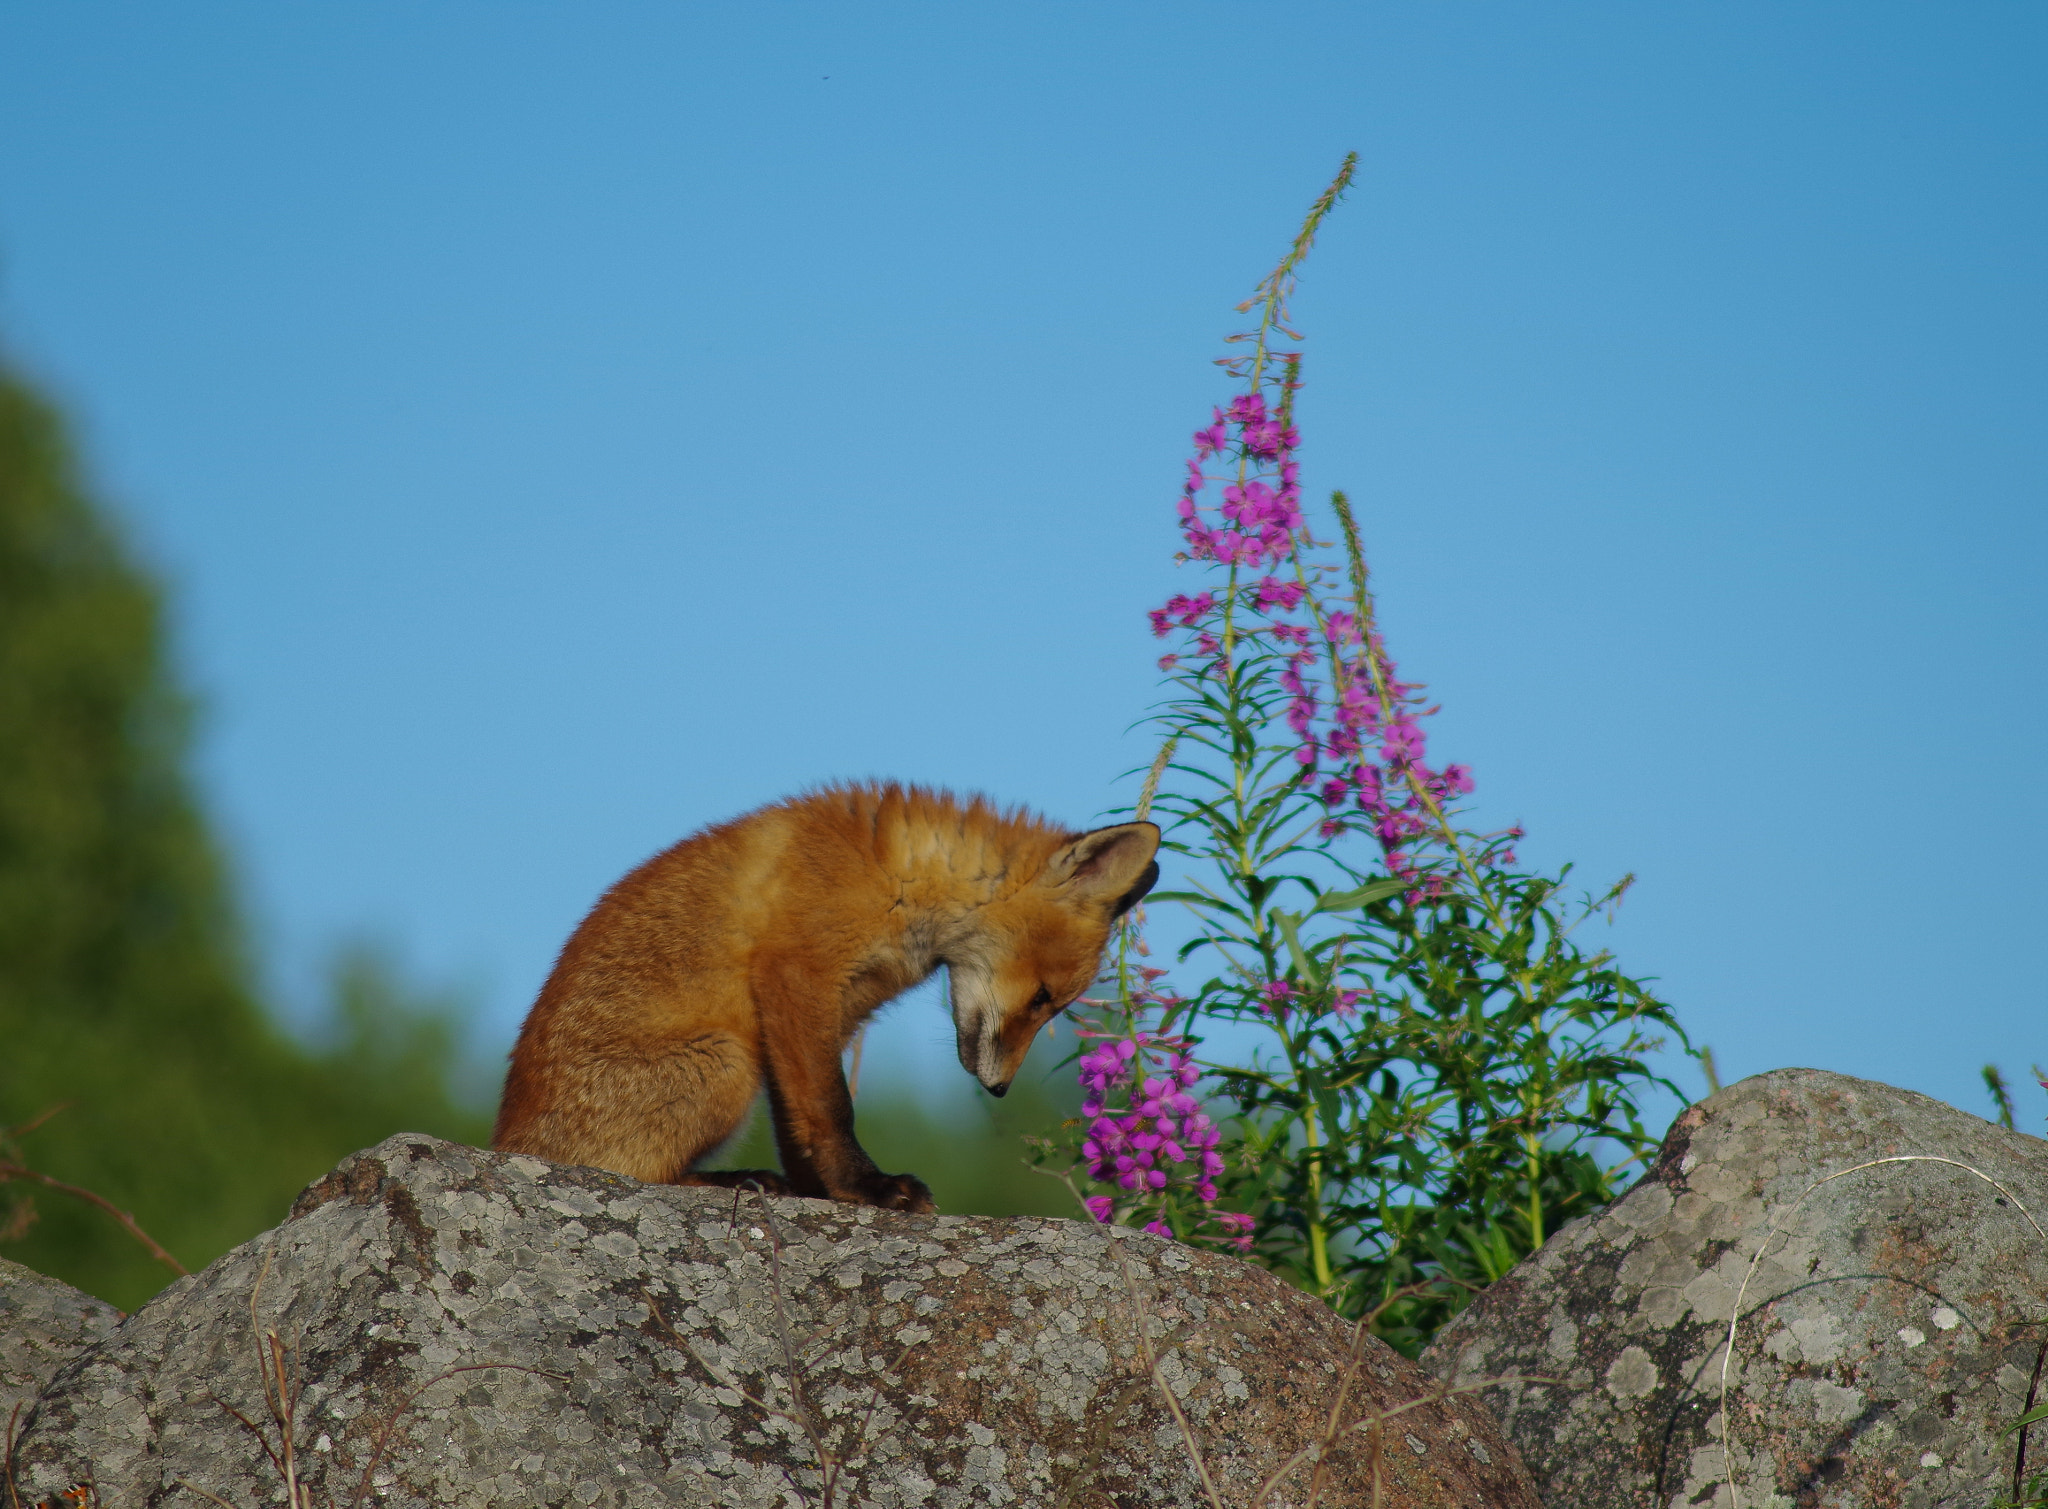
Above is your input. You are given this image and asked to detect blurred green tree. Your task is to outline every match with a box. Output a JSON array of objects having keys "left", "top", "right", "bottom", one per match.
[
  {"left": 0, "top": 353, "right": 1085, "bottom": 1313},
  {"left": 0, "top": 358, "right": 487, "bottom": 1312}
]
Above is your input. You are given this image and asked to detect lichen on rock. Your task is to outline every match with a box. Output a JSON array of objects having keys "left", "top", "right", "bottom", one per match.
[
  {"left": 9, "top": 1135, "right": 1540, "bottom": 1507},
  {"left": 1421, "top": 1068, "right": 2048, "bottom": 1509},
  {"left": 1, "top": 1255, "right": 121, "bottom": 1441}
]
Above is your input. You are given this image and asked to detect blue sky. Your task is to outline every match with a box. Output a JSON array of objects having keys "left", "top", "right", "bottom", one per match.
[{"left": 2, "top": 4, "right": 2043, "bottom": 1128}]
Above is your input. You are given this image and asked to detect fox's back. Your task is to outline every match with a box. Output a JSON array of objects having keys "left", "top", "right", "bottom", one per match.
[
  {"left": 531, "top": 784, "right": 1067, "bottom": 1009},
  {"left": 533, "top": 804, "right": 793, "bottom": 1020}
]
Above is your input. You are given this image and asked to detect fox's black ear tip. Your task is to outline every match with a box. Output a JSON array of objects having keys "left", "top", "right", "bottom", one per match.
[{"left": 1111, "top": 859, "right": 1160, "bottom": 919}]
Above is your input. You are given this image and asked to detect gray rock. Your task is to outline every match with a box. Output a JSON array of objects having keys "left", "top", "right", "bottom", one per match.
[
  {"left": 0, "top": 1255, "right": 120, "bottom": 1446},
  {"left": 11, "top": 1135, "right": 1540, "bottom": 1507},
  {"left": 1421, "top": 1068, "right": 2048, "bottom": 1509}
]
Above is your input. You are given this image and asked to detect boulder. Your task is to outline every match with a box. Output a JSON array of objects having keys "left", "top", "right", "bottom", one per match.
[
  {"left": 1, "top": 1255, "right": 120, "bottom": 1443},
  {"left": 10, "top": 1135, "right": 1540, "bottom": 1507},
  {"left": 1422, "top": 1068, "right": 2048, "bottom": 1509}
]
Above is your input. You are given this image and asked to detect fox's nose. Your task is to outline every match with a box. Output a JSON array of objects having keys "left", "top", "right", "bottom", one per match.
[{"left": 983, "top": 1078, "right": 1011, "bottom": 1098}]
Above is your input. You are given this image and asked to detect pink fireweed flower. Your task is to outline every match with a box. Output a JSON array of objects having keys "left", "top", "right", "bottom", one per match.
[
  {"left": 1381, "top": 718, "right": 1426, "bottom": 771},
  {"left": 1074, "top": 1023, "right": 1225, "bottom": 1237},
  {"left": 1123, "top": 294, "right": 1507, "bottom": 1250},
  {"left": 1214, "top": 1211, "right": 1255, "bottom": 1253},
  {"left": 1240, "top": 419, "right": 1283, "bottom": 458},
  {"left": 1254, "top": 576, "right": 1306, "bottom": 613},
  {"left": 1156, "top": 294, "right": 1496, "bottom": 894},
  {"left": 1148, "top": 592, "right": 1218, "bottom": 638},
  {"left": 1437, "top": 763, "right": 1475, "bottom": 798}
]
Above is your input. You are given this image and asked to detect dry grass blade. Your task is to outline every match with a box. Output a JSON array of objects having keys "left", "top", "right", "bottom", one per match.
[
  {"left": 1107, "top": 1239, "right": 1229, "bottom": 1509},
  {"left": 4, "top": 1401, "right": 24, "bottom": 1509},
  {"left": 749, "top": 1199, "right": 843, "bottom": 1507},
  {"left": 1719, "top": 1154, "right": 2047, "bottom": 1509},
  {"left": 169, "top": 1483, "right": 235, "bottom": 1509},
  {"left": 3, "top": 1106, "right": 74, "bottom": 1143},
  {"left": 1250, "top": 1281, "right": 1443, "bottom": 1509},
  {"left": 1249, "top": 1368, "right": 1560, "bottom": 1509},
  {"left": 0, "top": 1162, "right": 186, "bottom": 1277}
]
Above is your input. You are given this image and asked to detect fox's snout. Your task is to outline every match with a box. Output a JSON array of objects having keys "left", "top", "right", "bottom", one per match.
[{"left": 952, "top": 994, "right": 1013, "bottom": 1093}]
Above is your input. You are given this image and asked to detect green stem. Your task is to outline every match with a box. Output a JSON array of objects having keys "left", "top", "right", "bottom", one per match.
[
  {"left": 1525, "top": 1127, "right": 1544, "bottom": 1254},
  {"left": 1276, "top": 1020, "right": 1335, "bottom": 1293}
]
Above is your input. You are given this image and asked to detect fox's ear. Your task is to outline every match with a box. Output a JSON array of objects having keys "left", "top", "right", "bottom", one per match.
[{"left": 1044, "top": 823, "right": 1161, "bottom": 912}]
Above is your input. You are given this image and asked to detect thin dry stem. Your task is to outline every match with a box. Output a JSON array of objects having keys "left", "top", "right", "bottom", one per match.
[
  {"left": 0, "top": 1161, "right": 186, "bottom": 1277},
  {"left": 4, "top": 1104, "right": 74, "bottom": 1142},
  {"left": 169, "top": 1483, "right": 235, "bottom": 1509},
  {"left": 1264, "top": 1279, "right": 1464, "bottom": 1509},
  {"left": 1719, "top": 1155, "right": 2047, "bottom": 1509},
  {"left": 1107, "top": 1240, "right": 1230, "bottom": 1509},
  {"left": 1096, "top": 1204, "right": 1553, "bottom": 1509},
  {"left": 4, "top": 1401, "right": 23, "bottom": 1509},
  {"left": 750, "top": 1199, "right": 842, "bottom": 1506}
]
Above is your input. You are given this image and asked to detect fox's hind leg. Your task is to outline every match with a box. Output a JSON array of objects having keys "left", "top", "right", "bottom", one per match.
[{"left": 496, "top": 1021, "right": 763, "bottom": 1185}]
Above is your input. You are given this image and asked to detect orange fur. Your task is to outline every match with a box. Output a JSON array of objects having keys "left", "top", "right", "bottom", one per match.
[{"left": 490, "top": 783, "right": 1159, "bottom": 1212}]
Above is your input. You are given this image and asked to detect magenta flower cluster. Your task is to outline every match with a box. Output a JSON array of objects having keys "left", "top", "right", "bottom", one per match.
[
  {"left": 1259, "top": 979, "right": 1363, "bottom": 1019},
  {"left": 1075, "top": 1017, "right": 1250, "bottom": 1248},
  {"left": 1152, "top": 366, "right": 1507, "bottom": 886},
  {"left": 1177, "top": 392, "right": 1304, "bottom": 569}
]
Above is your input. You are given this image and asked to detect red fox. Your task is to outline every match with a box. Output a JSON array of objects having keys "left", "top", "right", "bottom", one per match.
[{"left": 491, "top": 783, "right": 1159, "bottom": 1213}]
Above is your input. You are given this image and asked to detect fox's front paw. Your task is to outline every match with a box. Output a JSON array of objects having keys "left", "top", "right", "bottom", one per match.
[{"left": 853, "top": 1172, "right": 935, "bottom": 1214}]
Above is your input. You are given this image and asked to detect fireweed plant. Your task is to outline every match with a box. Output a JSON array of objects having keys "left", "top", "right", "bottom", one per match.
[{"left": 1044, "top": 156, "right": 1694, "bottom": 1355}]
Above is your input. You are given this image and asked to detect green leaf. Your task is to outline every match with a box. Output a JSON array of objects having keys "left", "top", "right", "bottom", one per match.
[
  {"left": 2003, "top": 1401, "right": 2048, "bottom": 1437},
  {"left": 1271, "top": 911, "right": 1324, "bottom": 989},
  {"left": 1310, "top": 877, "right": 1411, "bottom": 914}
]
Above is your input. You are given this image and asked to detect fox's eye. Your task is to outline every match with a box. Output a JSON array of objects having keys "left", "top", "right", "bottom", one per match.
[{"left": 1029, "top": 986, "right": 1053, "bottom": 1011}]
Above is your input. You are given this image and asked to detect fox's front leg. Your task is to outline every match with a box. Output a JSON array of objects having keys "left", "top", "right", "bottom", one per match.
[{"left": 753, "top": 964, "right": 934, "bottom": 1213}]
